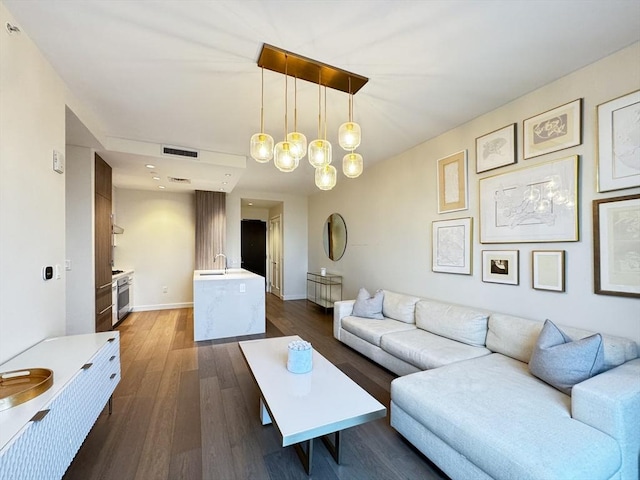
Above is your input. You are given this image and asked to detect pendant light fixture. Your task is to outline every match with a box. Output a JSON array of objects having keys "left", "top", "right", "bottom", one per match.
[
  {"left": 315, "top": 163, "right": 337, "bottom": 190},
  {"left": 338, "top": 78, "right": 361, "bottom": 151},
  {"left": 308, "top": 72, "right": 332, "bottom": 169},
  {"left": 250, "top": 67, "right": 274, "bottom": 163},
  {"left": 287, "top": 76, "right": 307, "bottom": 160},
  {"left": 343, "top": 151, "right": 363, "bottom": 178},
  {"left": 274, "top": 55, "right": 298, "bottom": 172}
]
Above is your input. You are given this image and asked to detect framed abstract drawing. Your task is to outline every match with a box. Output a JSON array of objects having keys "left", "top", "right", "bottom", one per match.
[
  {"left": 593, "top": 194, "right": 640, "bottom": 298},
  {"left": 597, "top": 90, "right": 640, "bottom": 192},
  {"left": 532, "top": 250, "right": 565, "bottom": 292},
  {"left": 437, "top": 150, "right": 468, "bottom": 214},
  {"left": 432, "top": 217, "right": 473, "bottom": 275},
  {"left": 523, "top": 99, "right": 582, "bottom": 159},
  {"left": 476, "top": 123, "right": 517, "bottom": 173},
  {"left": 479, "top": 155, "right": 579, "bottom": 243},
  {"left": 482, "top": 250, "right": 519, "bottom": 285}
]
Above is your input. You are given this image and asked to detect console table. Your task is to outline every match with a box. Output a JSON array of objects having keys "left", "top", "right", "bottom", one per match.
[
  {"left": 306, "top": 272, "right": 342, "bottom": 312},
  {"left": 0, "top": 332, "right": 121, "bottom": 479}
]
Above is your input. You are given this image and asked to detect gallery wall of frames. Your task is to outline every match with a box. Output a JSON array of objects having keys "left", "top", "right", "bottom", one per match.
[{"left": 432, "top": 90, "right": 639, "bottom": 298}]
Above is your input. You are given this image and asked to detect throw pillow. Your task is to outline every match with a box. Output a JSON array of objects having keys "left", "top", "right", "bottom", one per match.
[
  {"left": 529, "top": 319, "right": 604, "bottom": 395},
  {"left": 352, "top": 288, "right": 384, "bottom": 319}
]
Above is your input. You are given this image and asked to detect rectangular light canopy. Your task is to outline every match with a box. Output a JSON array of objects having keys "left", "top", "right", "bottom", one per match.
[{"left": 257, "top": 43, "right": 368, "bottom": 94}]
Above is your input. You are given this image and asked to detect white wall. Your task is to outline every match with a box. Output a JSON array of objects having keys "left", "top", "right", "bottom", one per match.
[
  {"left": 114, "top": 188, "right": 195, "bottom": 310},
  {"left": 65, "top": 145, "right": 96, "bottom": 334},
  {"left": 309, "top": 42, "right": 640, "bottom": 345},
  {"left": 0, "top": 3, "right": 67, "bottom": 363},
  {"left": 228, "top": 190, "right": 308, "bottom": 300}
]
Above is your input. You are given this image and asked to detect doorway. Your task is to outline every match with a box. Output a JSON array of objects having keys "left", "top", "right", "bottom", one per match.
[
  {"left": 269, "top": 214, "right": 283, "bottom": 298},
  {"left": 241, "top": 220, "right": 267, "bottom": 277}
]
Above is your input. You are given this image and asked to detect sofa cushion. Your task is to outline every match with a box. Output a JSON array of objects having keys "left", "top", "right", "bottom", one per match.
[
  {"left": 415, "top": 300, "right": 489, "bottom": 347},
  {"left": 381, "top": 329, "right": 491, "bottom": 370},
  {"left": 352, "top": 288, "right": 384, "bottom": 319},
  {"left": 487, "top": 313, "right": 638, "bottom": 368},
  {"left": 382, "top": 290, "right": 420, "bottom": 324},
  {"left": 341, "top": 316, "right": 416, "bottom": 347},
  {"left": 529, "top": 319, "right": 604, "bottom": 395},
  {"left": 391, "top": 354, "right": 621, "bottom": 480}
]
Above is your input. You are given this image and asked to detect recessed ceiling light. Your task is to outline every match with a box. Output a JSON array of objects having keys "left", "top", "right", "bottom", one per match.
[
  {"left": 145, "top": 164, "right": 155, "bottom": 169},
  {"left": 248, "top": 202, "right": 253, "bottom": 206},
  {"left": 152, "top": 176, "right": 160, "bottom": 180},
  {"left": 158, "top": 185, "right": 166, "bottom": 189},
  {"left": 224, "top": 173, "right": 232, "bottom": 177},
  {"left": 222, "top": 181, "right": 228, "bottom": 185}
]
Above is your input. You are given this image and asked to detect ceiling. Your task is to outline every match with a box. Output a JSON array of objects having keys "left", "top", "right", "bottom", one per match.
[{"left": 5, "top": 1, "right": 640, "bottom": 197}]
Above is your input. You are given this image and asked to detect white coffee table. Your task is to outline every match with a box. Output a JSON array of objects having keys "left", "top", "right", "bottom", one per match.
[{"left": 238, "top": 335, "right": 387, "bottom": 474}]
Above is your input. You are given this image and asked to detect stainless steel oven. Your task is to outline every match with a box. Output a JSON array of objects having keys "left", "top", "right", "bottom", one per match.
[{"left": 117, "top": 275, "right": 131, "bottom": 321}]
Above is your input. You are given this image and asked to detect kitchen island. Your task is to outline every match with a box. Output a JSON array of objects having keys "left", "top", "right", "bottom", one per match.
[{"left": 193, "top": 269, "right": 265, "bottom": 341}]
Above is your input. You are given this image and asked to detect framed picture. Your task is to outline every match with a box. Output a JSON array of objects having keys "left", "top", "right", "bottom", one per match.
[
  {"left": 532, "top": 250, "right": 565, "bottom": 292},
  {"left": 432, "top": 217, "right": 473, "bottom": 275},
  {"left": 593, "top": 194, "right": 640, "bottom": 298},
  {"left": 476, "top": 123, "right": 517, "bottom": 173},
  {"left": 479, "top": 155, "right": 579, "bottom": 243},
  {"left": 523, "top": 99, "right": 582, "bottom": 159},
  {"left": 482, "top": 250, "right": 519, "bottom": 285},
  {"left": 597, "top": 90, "right": 640, "bottom": 192},
  {"left": 437, "top": 150, "right": 468, "bottom": 213}
]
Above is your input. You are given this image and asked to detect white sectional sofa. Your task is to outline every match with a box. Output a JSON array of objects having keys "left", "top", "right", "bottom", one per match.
[{"left": 333, "top": 290, "right": 640, "bottom": 480}]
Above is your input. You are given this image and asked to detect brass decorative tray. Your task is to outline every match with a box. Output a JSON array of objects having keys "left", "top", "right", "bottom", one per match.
[{"left": 0, "top": 368, "right": 54, "bottom": 412}]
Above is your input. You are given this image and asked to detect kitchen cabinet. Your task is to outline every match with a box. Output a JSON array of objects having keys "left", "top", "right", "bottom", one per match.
[{"left": 95, "top": 154, "right": 112, "bottom": 332}]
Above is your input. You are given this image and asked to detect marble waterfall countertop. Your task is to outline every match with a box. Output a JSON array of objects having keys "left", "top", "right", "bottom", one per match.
[
  {"left": 193, "top": 268, "right": 265, "bottom": 341},
  {"left": 193, "top": 268, "right": 261, "bottom": 281}
]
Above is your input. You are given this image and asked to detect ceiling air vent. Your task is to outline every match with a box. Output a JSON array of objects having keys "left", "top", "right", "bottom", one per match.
[
  {"left": 168, "top": 177, "right": 192, "bottom": 184},
  {"left": 162, "top": 145, "right": 199, "bottom": 158}
]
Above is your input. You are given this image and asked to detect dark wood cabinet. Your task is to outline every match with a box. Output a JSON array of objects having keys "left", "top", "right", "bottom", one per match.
[{"left": 95, "top": 154, "right": 112, "bottom": 332}]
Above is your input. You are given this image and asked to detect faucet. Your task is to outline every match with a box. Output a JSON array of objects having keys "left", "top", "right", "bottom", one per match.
[{"left": 214, "top": 253, "right": 227, "bottom": 274}]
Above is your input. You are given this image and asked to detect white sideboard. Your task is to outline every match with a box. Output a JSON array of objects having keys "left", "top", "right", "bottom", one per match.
[{"left": 0, "top": 332, "right": 121, "bottom": 480}]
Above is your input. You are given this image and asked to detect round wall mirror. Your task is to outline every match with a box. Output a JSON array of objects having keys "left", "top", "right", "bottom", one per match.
[{"left": 323, "top": 213, "right": 347, "bottom": 261}]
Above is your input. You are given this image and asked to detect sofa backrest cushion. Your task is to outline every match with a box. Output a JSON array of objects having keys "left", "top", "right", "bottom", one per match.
[
  {"left": 352, "top": 288, "right": 384, "bottom": 319},
  {"left": 382, "top": 290, "right": 421, "bottom": 324},
  {"left": 487, "top": 313, "right": 639, "bottom": 368},
  {"left": 415, "top": 300, "right": 489, "bottom": 347}
]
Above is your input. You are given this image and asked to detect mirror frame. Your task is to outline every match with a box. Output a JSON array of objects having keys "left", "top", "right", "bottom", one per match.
[{"left": 323, "top": 213, "right": 347, "bottom": 261}]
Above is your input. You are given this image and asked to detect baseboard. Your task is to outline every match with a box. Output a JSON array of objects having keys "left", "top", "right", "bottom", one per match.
[
  {"left": 132, "top": 302, "right": 193, "bottom": 312},
  {"left": 282, "top": 294, "right": 307, "bottom": 301}
]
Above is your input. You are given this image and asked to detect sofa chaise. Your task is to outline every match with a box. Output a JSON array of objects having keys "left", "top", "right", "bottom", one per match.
[{"left": 333, "top": 290, "right": 640, "bottom": 480}]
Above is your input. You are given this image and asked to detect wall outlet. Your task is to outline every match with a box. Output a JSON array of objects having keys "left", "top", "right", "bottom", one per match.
[
  {"left": 239, "top": 283, "right": 246, "bottom": 293},
  {"left": 162, "top": 286, "right": 168, "bottom": 293}
]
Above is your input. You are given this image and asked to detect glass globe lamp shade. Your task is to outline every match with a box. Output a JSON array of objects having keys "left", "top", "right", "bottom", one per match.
[
  {"left": 342, "top": 152, "right": 363, "bottom": 178},
  {"left": 308, "top": 139, "right": 332, "bottom": 168},
  {"left": 338, "top": 122, "right": 361, "bottom": 151},
  {"left": 250, "top": 133, "right": 274, "bottom": 163},
  {"left": 315, "top": 164, "right": 337, "bottom": 190},
  {"left": 274, "top": 141, "right": 299, "bottom": 172},
  {"left": 287, "top": 132, "right": 307, "bottom": 160}
]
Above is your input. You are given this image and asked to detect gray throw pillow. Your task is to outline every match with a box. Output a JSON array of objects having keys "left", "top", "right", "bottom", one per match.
[
  {"left": 352, "top": 288, "right": 384, "bottom": 319},
  {"left": 529, "top": 319, "right": 604, "bottom": 395}
]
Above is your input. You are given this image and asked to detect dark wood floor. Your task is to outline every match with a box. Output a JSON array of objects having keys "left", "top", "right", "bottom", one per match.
[{"left": 63, "top": 295, "right": 448, "bottom": 480}]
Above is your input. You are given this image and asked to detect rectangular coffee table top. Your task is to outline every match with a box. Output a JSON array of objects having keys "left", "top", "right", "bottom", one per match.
[{"left": 239, "top": 335, "right": 386, "bottom": 447}]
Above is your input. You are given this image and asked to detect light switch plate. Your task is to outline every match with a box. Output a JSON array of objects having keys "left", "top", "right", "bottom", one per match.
[{"left": 53, "top": 150, "right": 64, "bottom": 174}]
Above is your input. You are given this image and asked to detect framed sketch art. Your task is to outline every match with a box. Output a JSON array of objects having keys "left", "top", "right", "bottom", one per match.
[
  {"left": 482, "top": 250, "right": 519, "bottom": 285},
  {"left": 532, "top": 250, "right": 565, "bottom": 292},
  {"left": 437, "top": 150, "right": 468, "bottom": 214},
  {"left": 476, "top": 123, "right": 516, "bottom": 173},
  {"left": 597, "top": 90, "right": 640, "bottom": 192},
  {"left": 432, "top": 217, "right": 472, "bottom": 275},
  {"left": 523, "top": 99, "right": 582, "bottom": 159},
  {"left": 479, "top": 155, "right": 579, "bottom": 243},
  {"left": 593, "top": 194, "right": 640, "bottom": 298}
]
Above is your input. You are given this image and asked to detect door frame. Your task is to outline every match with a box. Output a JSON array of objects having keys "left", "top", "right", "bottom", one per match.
[{"left": 268, "top": 214, "right": 283, "bottom": 298}]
